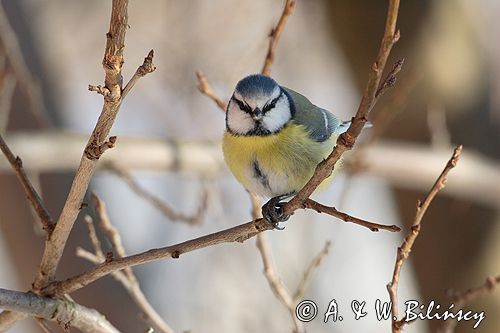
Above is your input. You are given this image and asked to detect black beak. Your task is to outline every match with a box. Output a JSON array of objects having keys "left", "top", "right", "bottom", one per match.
[{"left": 252, "top": 108, "right": 263, "bottom": 121}]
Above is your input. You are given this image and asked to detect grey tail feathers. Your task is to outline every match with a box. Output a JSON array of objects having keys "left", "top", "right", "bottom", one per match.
[{"left": 337, "top": 120, "right": 373, "bottom": 134}]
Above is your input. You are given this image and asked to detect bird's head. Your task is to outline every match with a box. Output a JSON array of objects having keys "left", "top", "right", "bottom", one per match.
[{"left": 226, "top": 74, "right": 292, "bottom": 135}]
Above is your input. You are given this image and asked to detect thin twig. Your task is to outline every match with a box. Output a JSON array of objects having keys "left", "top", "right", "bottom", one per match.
[
  {"left": 0, "top": 2, "right": 50, "bottom": 127},
  {"left": 250, "top": 193, "right": 304, "bottom": 333},
  {"left": 256, "top": 233, "right": 304, "bottom": 333},
  {"left": 375, "top": 57, "right": 404, "bottom": 98},
  {"left": 195, "top": 71, "right": 226, "bottom": 111},
  {"left": 387, "top": 145, "right": 463, "bottom": 333},
  {"left": 261, "top": 0, "right": 296, "bottom": 76},
  {"left": 78, "top": 195, "right": 175, "bottom": 333},
  {"left": 34, "top": 318, "right": 54, "bottom": 333},
  {"left": 0, "top": 71, "right": 16, "bottom": 134},
  {"left": 0, "top": 288, "right": 120, "bottom": 333},
  {"left": 44, "top": 218, "right": 273, "bottom": 296},
  {"left": 106, "top": 164, "right": 208, "bottom": 225},
  {"left": 84, "top": 216, "right": 104, "bottom": 258},
  {"left": 438, "top": 275, "right": 500, "bottom": 333},
  {"left": 293, "top": 241, "right": 331, "bottom": 301},
  {"left": 0, "top": 134, "right": 53, "bottom": 232},
  {"left": 363, "top": 69, "right": 422, "bottom": 146},
  {"left": 122, "top": 50, "right": 156, "bottom": 99},
  {"left": 303, "top": 199, "right": 400, "bottom": 232}
]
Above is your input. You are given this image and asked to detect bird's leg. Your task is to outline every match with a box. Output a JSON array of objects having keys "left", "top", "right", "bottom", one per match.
[{"left": 262, "top": 193, "right": 292, "bottom": 230}]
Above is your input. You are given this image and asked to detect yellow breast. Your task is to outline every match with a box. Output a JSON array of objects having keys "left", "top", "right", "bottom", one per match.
[{"left": 222, "top": 123, "right": 336, "bottom": 197}]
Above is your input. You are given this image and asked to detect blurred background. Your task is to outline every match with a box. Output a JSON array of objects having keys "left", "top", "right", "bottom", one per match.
[{"left": 0, "top": 0, "right": 499, "bottom": 332}]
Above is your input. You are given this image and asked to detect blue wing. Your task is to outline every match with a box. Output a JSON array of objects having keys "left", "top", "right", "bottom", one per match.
[{"left": 282, "top": 87, "right": 341, "bottom": 142}]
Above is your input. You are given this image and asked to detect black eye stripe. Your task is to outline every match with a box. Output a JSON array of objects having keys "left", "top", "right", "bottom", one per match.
[
  {"left": 263, "top": 91, "right": 283, "bottom": 113},
  {"left": 232, "top": 96, "right": 252, "bottom": 113}
]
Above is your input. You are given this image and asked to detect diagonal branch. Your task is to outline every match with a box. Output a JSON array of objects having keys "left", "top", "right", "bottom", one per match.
[
  {"left": 195, "top": 71, "right": 226, "bottom": 111},
  {"left": 250, "top": 193, "right": 304, "bottom": 333},
  {"left": 106, "top": 164, "right": 207, "bottom": 225},
  {"left": 0, "top": 134, "right": 53, "bottom": 232},
  {"left": 78, "top": 194, "right": 174, "bottom": 333},
  {"left": 261, "top": 0, "right": 296, "bottom": 76},
  {"left": 438, "top": 275, "right": 500, "bottom": 333},
  {"left": 122, "top": 50, "right": 156, "bottom": 99},
  {"left": 282, "top": 0, "right": 401, "bottom": 218},
  {"left": 387, "top": 145, "right": 463, "bottom": 333},
  {"left": 0, "top": 2, "right": 50, "bottom": 127},
  {"left": 293, "top": 241, "right": 331, "bottom": 301},
  {"left": 44, "top": 218, "right": 273, "bottom": 296}
]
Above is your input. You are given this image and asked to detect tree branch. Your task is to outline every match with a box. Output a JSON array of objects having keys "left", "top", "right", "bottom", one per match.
[
  {"left": 0, "top": 2, "right": 50, "bottom": 127},
  {"left": 438, "top": 275, "right": 500, "bottom": 333},
  {"left": 387, "top": 145, "right": 463, "bottom": 333},
  {"left": 0, "top": 288, "right": 120, "bottom": 333},
  {"left": 256, "top": 233, "right": 304, "bottom": 333},
  {"left": 106, "top": 164, "right": 207, "bottom": 225},
  {"left": 249, "top": 193, "right": 304, "bottom": 333},
  {"left": 302, "top": 199, "right": 400, "bottom": 232},
  {"left": 195, "top": 71, "right": 227, "bottom": 111},
  {"left": 78, "top": 195, "right": 175, "bottom": 333},
  {"left": 122, "top": 50, "right": 156, "bottom": 99},
  {"left": 281, "top": 0, "right": 401, "bottom": 218},
  {"left": 0, "top": 71, "right": 16, "bottom": 134},
  {"left": 293, "top": 241, "right": 331, "bottom": 301},
  {"left": 0, "top": 134, "right": 53, "bottom": 232},
  {"left": 44, "top": 218, "right": 274, "bottom": 296},
  {"left": 261, "top": 0, "right": 296, "bottom": 76},
  {"left": 32, "top": 0, "right": 153, "bottom": 292}
]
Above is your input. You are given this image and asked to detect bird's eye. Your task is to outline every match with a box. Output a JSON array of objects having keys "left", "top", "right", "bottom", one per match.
[{"left": 232, "top": 96, "right": 252, "bottom": 113}]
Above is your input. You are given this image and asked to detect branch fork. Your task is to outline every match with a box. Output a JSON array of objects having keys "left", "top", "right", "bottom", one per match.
[{"left": 84, "top": 135, "right": 117, "bottom": 160}]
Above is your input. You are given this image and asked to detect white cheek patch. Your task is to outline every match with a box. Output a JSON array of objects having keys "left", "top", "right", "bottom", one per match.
[
  {"left": 262, "top": 96, "right": 291, "bottom": 133},
  {"left": 227, "top": 101, "right": 255, "bottom": 135}
]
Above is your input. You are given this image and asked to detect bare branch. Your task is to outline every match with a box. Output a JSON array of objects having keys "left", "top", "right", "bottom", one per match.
[
  {"left": 44, "top": 218, "right": 274, "bottom": 296},
  {"left": 195, "top": 71, "right": 227, "bottom": 111},
  {"left": 122, "top": 50, "right": 156, "bottom": 99},
  {"left": 302, "top": 199, "right": 400, "bottom": 232},
  {"left": 0, "top": 134, "right": 53, "bottom": 232},
  {"left": 293, "top": 241, "right": 331, "bottom": 301},
  {"left": 256, "top": 233, "right": 304, "bottom": 333},
  {"left": 0, "top": 2, "right": 50, "bottom": 127},
  {"left": 282, "top": 0, "right": 401, "bottom": 218},
  {"left": 0, "top": 288, "right": 120, "bottom": 333},
  {"left": 375, "top": 58, "right": 405, "bottom": 98},
  {"left": 32, "top": 0, "right": 132, "bottom": 292},
  {"left": 249, "top": 193, "right": 304, "bottom": 332},
  {"left": 0, "top": 71, "right": 16, "bottom": 134},
  {"left": 387, "top": 145, "right": 463, "bottom": 333},
  {"left": 79, "top": 195, "right": 175, "bottom": 333},
  {"left": 106, "top": 164, "right": 207, "bottom": 225},
  {"left": 84, "top": 216, "right": 104, "bottom": 258},
  {"left": 438, "top": 275, "right": 500, "bottom": 333},
  {"left": 261, "top": 0, "right": 297, "bottom": 76}
]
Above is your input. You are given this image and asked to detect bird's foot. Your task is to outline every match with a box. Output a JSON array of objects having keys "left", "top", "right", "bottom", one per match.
[{"left": 262, "top": 194, "right": 291, "bottom": 230}]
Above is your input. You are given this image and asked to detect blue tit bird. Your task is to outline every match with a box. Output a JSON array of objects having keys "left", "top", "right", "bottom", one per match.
[{"left": 223, "top": 74, "right": 351, "bottom": 229}]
